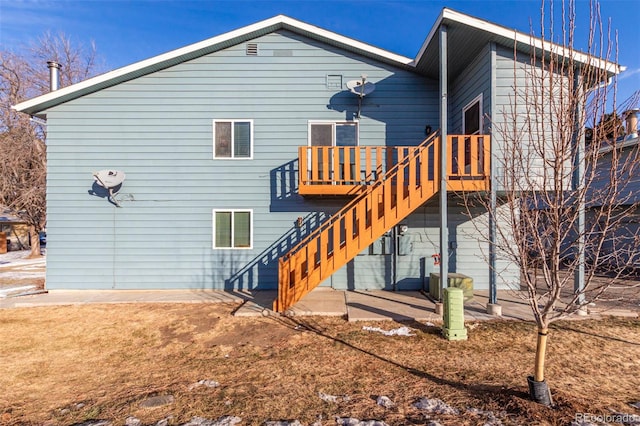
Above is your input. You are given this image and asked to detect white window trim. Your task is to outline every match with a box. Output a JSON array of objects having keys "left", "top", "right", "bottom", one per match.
[
  {"left": 212, "top": 119, "right": 254, "bottom": 159},
  {"left": 212, "top": 209, "right": 253, "bottom": 250},
  {"left": 307, "top": 120, "right": 359, "bottom": 147},
  {"left": 462, "top": 94, "right": 483, "bottom": 135}
]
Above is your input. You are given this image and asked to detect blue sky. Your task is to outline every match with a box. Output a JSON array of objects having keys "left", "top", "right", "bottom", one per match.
[{"left": 1, "top": 0, "right": 638, "bottom": 103}]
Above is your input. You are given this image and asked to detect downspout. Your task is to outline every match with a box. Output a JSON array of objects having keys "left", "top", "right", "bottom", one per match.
[
  {"left": 439, "top": 24, "right": 449, "bottom": 300},
  {"left": 392, "top": 226, "right": 398, "bottom": 291},
  {"left": 489, "top": 42, "right": 498, "bottom": 307}
]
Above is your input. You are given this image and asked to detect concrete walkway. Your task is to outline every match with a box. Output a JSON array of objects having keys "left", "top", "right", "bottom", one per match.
[{"left": 1, "top": 286, "right": 636, "bottom": 321}]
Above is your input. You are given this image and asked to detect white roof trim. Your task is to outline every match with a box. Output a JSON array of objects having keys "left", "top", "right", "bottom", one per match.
[
  {"left": 412, "top": 8, "right": 445, "bottom": 67},
  {"left": 13, "top": 15, "right": 412, "bottom": 114},
  {"left": 415, "top": 8, "right": 622, "bottom": 74},
  {"left": 279, "top": 15, "right": 412, "bottom": 65},
  {"left": 598, "top": 136, "right": 639, "bottom": 154}
]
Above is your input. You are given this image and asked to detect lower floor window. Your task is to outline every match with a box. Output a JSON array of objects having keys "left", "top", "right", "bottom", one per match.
[{"left": 213, "top": 210, "right": 252, "bottom": 249}]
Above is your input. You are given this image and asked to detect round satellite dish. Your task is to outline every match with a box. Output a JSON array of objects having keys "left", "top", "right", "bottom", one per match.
[
  {"left": 93, "top": 169, "right": 126, "bottom": 189},
  {"left": 346, "top": 80, "right": 376, "bottom": 97}
]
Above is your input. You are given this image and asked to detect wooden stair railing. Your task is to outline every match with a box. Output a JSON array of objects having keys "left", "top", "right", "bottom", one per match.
[{"left": 274, "top": 132, "right": 441, "bottom": 313}]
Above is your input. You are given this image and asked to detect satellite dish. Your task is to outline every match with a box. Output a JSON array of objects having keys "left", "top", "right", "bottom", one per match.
[
  {"left": 94, "top": 170, "right": 126, "bottom": 189},
  {"left": 93, "top": 170, "right": 126, "bottom": 207},
  {"left": 346, "top": 80, "right": 376, "bottom": 97},
  {"left": 346, "top": 75, "right": 376, "bottom": 118}
]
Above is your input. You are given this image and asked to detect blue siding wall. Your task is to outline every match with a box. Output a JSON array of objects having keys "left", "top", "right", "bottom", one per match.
[
  {"left": 44, "top": 30, "right": 439, "bottom": 290},
  {"left": 449, "top": 44, "right": 491, "bottom": 134}
]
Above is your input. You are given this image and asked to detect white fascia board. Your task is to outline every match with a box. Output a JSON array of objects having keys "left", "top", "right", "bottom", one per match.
[
  {"left": 412, "top": 8, "right": 446, "bottom": 67},
  {"left": 279, "top": 16, "right": 413, "bottom": 65},
  {"left": 414, "top": 8, "right": 622, "bottom": 74},
  {"left": 14, "top": 15, "right": 283, "bottom": 113},
  {"left": 13, "top": 15, "right": 412, "bottom": 114},
  {"left": 598, "top": 136, "right": 639, "bottom": 154}
]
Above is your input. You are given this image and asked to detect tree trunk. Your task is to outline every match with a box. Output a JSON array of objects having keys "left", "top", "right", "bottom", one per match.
[
  {"left": 529, "top": 326, "right": 553, "bottom": 406},
  {"left": 534, "top": 327, "right": 549, "bottom": 382},
  {"left": 28, "top": 226, "right": 41, "bottom": 258}
]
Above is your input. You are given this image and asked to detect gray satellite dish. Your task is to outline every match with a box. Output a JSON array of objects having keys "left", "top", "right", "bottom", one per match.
[
  {"left": 346, "top": 75, "right": 376, "bottom": 118},
  {"left": 346, "top": 79, "right": 376, "bottom": 97},
  {"left": 93, "top": 169, "right": 126, "bottom": 207},
  {"left": 94, "top": 170, "right": 126, "bottom": 189}
]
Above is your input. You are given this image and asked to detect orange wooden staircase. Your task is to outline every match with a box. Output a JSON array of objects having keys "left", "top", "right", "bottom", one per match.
[{"left": 274, "top": 133, "right": 489, "bottom": 312}]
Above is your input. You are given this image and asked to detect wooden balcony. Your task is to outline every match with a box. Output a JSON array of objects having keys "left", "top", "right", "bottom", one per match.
[{"left": 298, "top": 135, "right": 490, "bottom": 195}]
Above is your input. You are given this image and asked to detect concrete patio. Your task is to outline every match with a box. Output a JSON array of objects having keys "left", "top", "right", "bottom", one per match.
[{"left": 1, "top": 286, "right": 636, "bottom": 322}]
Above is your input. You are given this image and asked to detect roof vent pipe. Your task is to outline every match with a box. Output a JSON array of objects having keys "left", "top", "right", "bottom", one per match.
[
  {"left": 47, "top": 61, "right": 61, "bottom": 91},
  {"left": 624, "top": 108, "right": 639, "bottom": 140}
]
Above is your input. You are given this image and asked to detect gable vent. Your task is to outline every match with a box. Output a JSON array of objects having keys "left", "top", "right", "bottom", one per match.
[{"left": 246, "top": 43, "right": 258, "bottom": 56}]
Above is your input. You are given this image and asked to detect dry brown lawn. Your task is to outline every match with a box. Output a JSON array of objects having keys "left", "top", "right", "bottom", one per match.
[{"left": 0, "top": 303, "right": 638, "bottom": 426}]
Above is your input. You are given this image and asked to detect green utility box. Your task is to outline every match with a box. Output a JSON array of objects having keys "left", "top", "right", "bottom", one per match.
[
  {"left": 429, "top": 272, "right": 474, "bottom": 302},
  {"left": 443, "top": 287, "right": 468, "bottom": 341}
]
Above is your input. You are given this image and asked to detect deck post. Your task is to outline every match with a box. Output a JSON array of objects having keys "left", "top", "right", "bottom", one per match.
[
  {"left": 573, "top": 69, "right": 586, "bottom": 310},
  {"left": 439, "top": 24, "right": 448, "bottom": 301}
]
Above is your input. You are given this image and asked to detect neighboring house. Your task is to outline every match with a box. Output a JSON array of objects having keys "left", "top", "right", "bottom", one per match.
[
  {"left": 0, "top": 208, "right": 30, "bottom": 253},
  {"left": 13, "top": 9, "right": 621, "bottom": 311},
  {"left": 590, "top": 110, "right": 640, "bottom": 270}
]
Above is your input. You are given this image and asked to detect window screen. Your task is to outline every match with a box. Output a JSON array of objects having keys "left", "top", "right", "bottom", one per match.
[
  {"left": 233, "top": 122, "right": 251, "bottom": 157},
  {"left": 215, "top": 211, "right": 232, "bottom": 247},
  {"left": 310, "top": 124, "right": 333, "bottom": 146},
  {"left": 215, "top": 122, "right": 232, "bottom": 158},
  {"left": 336, "top": 123, "right": 357, "bottom": 146},
  {"left": 233, "top": 211, "right": 251, "bottom": 248}
]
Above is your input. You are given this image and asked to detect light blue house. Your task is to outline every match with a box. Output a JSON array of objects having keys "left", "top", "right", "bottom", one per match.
[{"left": 14, "top": 10, "right": 620, "bottom": 311}]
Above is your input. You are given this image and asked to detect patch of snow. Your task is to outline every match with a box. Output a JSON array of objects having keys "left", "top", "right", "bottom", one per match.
[
  {"left": 319, "top": 392, "right": 350, "bottom": 403},
  {"left": 188, "top": 379, "right": 220, "bottom": 390},
  {"left": 336, "top": 418, "right": 389, "bottom": 426},
  {"left": 125, "top": 417, "right": 141, "bottom": 426},
  {"left": 362, "top": 326, "right": 415, "bottom": 336},
  {"left": 412, "top": 397, "right": 459, "bottom": 415},
  {"left": 0, "top": 285, "right": 36, "bottom": 298},
  {"left": 466, "top": 407, "right": 505, "bottom": 425},
  {"left": 376, "top": 395, "right": 395, "bottom": 408},
  {"left": 181, "top": 416, "right": 241, "bottom": 426}
]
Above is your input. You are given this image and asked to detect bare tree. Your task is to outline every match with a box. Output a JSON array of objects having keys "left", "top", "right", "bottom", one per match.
[
  {"left": 0, "top": 33, "right": 99, "bottom": 256},
  {"left": 463, "top": 0, "right": 638, "bottom": 405}
]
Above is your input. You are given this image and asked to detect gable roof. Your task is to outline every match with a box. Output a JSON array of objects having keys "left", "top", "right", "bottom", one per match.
[
  {"left": 14, "top": 9, "right": 624, "bottom": 117},
  {"left": 414, "top": 8, "right": 623, "bottom": 79},
  {"left": 13, "top": 15, "right": 413, "bottom": 117}
]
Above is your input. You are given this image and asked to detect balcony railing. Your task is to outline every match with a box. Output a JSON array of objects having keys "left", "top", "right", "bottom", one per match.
[{"left": 298, "top": 135, "right": 490, "bottom": 195}]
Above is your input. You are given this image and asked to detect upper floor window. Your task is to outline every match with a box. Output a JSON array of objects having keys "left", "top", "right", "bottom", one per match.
[
  {"left": 213, "top": 120, "right": 253, "bottom": 159},
  {"left": 462, "top": 95, "right": 483, "bottom": 135},
  {"left": 308, "top": 121, "right": 358, "bottom": 147},
  {"left": 461, "top": 95, "right": 483, "bottom": 170}
]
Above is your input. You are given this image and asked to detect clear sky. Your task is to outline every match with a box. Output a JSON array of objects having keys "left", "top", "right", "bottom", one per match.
[{"left": 1, "top": 0, "right": 638, "bottom": 104}]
